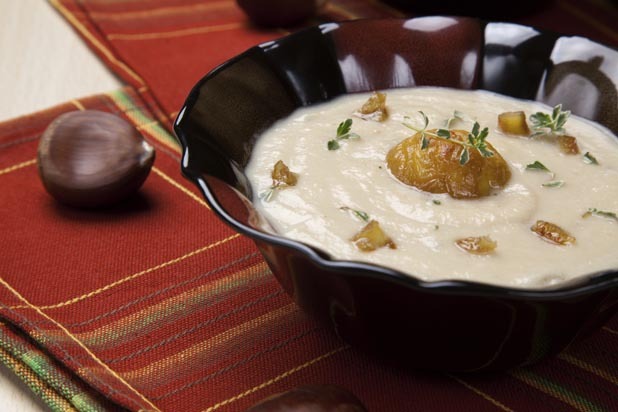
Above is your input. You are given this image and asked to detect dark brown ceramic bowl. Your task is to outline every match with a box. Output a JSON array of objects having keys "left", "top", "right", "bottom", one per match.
[{"left": 174, "top": 17, "right": 618, "bottom": 371}]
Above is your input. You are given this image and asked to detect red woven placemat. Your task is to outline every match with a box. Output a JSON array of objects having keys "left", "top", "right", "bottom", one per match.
[
  {"left": 49, "top": 0, "right": 618, "bottom": 132},
  {"left": 0, "top": 0, "right": 617, "bottom": 411}
]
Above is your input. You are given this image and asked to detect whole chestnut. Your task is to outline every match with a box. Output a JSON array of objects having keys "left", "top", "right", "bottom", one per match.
[
  {"left": 246, "top": 384, "right": 369, "bottom": 411},
  {"left": 236, "top": 0, "right": 325, "bottom": 27},
  {"left": 37, "top": 110, "right": 155, "bottom": 208}
]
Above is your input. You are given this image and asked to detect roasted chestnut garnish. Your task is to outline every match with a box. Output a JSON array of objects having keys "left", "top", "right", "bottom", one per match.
[
  {"left": 37, "top": 110, "right": 155, "bottom": 208},
  {"left": 386, "top": 128, "right": 510, "bottom": 199},
  {"left": 246, "top": 384, "right": 368, "bottom": 411}
]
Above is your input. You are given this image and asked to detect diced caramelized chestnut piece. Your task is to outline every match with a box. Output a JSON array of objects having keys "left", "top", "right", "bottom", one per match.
[
  {"left": 351, "top": 220, "right": 396, "bottom": 252},
  {"left": 354, "top": 91, "right": 388, "bottom": 122},
  {"left": 531, "top": 220, "right": 575, "bottom": 245},
  {"left": 386, "top": 129, "right": 511, "bottom": 199},
  {"left": 498, "top": 111, "right": 530, "bottom": 136},
  {"left": 271, "top": 160, "right": 298, "bottom": 187},
  {"left": 455, "top": 236, "right": 497, "bottom": 255},
  {"left": 245, "top": 384, "right": 368, "bottom": 412},
  {"left": 557, "top": 135, "right": 580, "bottom": 154}
]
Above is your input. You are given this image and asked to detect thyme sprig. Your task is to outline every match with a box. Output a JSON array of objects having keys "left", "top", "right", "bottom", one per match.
[
  {"left": 259, "top": 186, "right": 277, "bottom": 202},
  {"left": 582, "top": 208, "right": 618, "bottom": 222},
  {"left": 542, "top": 180, "right": 564, "bottom": 188},
  {"left": 583, "top": 152, "right": 599, "bottom": 165},
  {"left": 529, "top": 104, "right": 571, "bottom": 137},
  {"left": 402, "top": 111, "right": 493, "bottom": 165},
  {"left": 327, "top": 118, "right": 360, "bottom": 150},
  {"left": 340, "top": 206, "right": 370, "bottom": 222},
  {"left": 444, "top": 110, "right": 466, "bottom": 129},
  {"left": 526, "top": 160, "right": 553, "bottom": 175}
]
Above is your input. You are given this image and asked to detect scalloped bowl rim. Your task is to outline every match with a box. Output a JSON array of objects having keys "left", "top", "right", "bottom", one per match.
[{"left": 175, "top": 17, "right": 618, "bottom": 300}]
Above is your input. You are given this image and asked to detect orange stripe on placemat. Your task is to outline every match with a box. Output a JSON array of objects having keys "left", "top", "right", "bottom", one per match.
[
  {"left": 558, "top": 1, "right": 618, "bottom": 43},
  {"left": 10, "top": 234, "right": 241, "bottom": 311},
  {"left": 122, "top": 303, "right": 299, "bottom": 381},
  {"left": 324, "top": 2, "right": 361, "bottom": 20},
  {"left": 107, "top": 22, "right": 245, "bottom": 41},
  {"left": 447, "top": 374, "right": 514, "bottom": 412},
  {"left": 0, "top": 277, "right": 161, "bottom": 411},
  {"left": 510, "top": 369, "right": 606, "bottom": 412},
  {"left": 602, "top": 326, "right": 618, "bottom": 335},
  {"left": 49, "top": 0, "right": 146, "bottom": 87},
  {"left": 203, "top": 345, "right": 350, "bottom": 412},
  {"left": 89, "top": 0, "right": 235, "bottom": 20},
  {"left": 0, "top": 159, "right": 37, "bottom": 177},
  {"left": 77, "top": 260, "right": 271, "bottom": 347},
  {"left": 151, "top": 167, "right": 209, "bottom": 209},
  {"left": 70, "top": 99, "right": 86, "bottom": 111},
  {"left": 558, "top": 352, "right": 618, "bottom": 386}
]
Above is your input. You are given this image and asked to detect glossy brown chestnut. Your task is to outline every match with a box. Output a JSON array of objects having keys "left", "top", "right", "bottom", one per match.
[
  {"left": 236, "top": 0, "right": 323, "bottom": 27},
  {"left": 37, "top": 110, "right": 155, "bottom": 208},
  {"left": 245, "top": 384, "right": 368, "bottom": 412}
]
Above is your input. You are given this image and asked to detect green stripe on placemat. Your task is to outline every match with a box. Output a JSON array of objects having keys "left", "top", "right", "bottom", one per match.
[
  {"left": 0, "top": 344, "right": 77, "bottom": 412},
  {"left": 107, "top": 89, "right": 179, "bottom": 150},
  {"left": 0, "top": 323, "right": 111, "bottom": 412},
  {"left": 511, "top": 369, "right": 606, "bottom": 412}
]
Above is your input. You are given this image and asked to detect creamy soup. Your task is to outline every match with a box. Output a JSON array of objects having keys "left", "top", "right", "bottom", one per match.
[{"left": 245, "top": 87, "right": 618, "bottom": 288}]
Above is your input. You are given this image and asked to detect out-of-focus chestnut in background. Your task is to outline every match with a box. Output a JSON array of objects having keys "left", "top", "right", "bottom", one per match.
[
  {"left": 37, "top": 110, "right": 155, "bottom": 208},
  {"left": 245, "top": 384, "right": 369, "bottom": 412},
  {"left": 236, "top": 0, "right": 327, "bottom": 27}
]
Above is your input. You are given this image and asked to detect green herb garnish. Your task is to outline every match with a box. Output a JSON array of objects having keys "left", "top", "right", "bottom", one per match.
[
  {"left": 259, "top": 186, "right": 277, "bottom": 202},
  {"left": 327, "top": 118, "right": 360, "bottom": 150},
  {"left": 403, "top": 112, "right": 492, "bottom": 165},
  {"left": 444, "top": 110, "right": 465, "bottom": 129},
  {"left": 542, "top": 180, "right": 564, "bottom": 188},
  {"left": 582, "top": 208, "right": 618, "bottom": 222},
  {"left": 340, "top": 206, "right": 370, "bottom": 222},
  {"left": 526, "top": 160, "right": 553, "bottom": 175},
  {"left": 432, "top": 199, "right": 442, "bottom": 205},
  {"left": 583, "top": 152, "right": 599, "bottom": 165},
  {"left": 403, "top": 111, "right": 451, "bottom": 146},
  {"left": 529, "top": 104, "right": 571, "bottom": 136},
  {"left": 463, "top": 122, "right": 493, "bottom": 165}
]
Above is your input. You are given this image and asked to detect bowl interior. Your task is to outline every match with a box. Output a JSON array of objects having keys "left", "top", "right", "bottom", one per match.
[{"left": 174, "top": 17, "right": 618, "bottom": 295}]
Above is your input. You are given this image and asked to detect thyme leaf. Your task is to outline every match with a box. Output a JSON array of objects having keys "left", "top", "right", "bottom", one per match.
[
  {"left": 340, "top": 206, "right": 370, "bottom": 222},
  {"left": 327, "top": 118, "right": 360, "bottom": 150},
  {"left": 529, "top": 104, "right": 570, "bottom": 136},
  {"left": 542, "top": 180, "right": 564, "bottom": 188},
  {"left": 526, "top": 160, "right": 553, "bottom": 174},
  {"left": 259, "top": 186, "right": 277, "bottom": 202},
  {"left": 444, "top": 110, "right": 465, "bottom": 129},
  {"left": 583, "top": 152, "right": 599, "bottom": 165},
  {"left": 459, "top": 148, "right": 470, "bottom": 165},
  {"left": 403, "top": 113, "right": 492, "bottom": 165},
  {"left": 582, "top": 208, "right": 618, "bottom": 222}
]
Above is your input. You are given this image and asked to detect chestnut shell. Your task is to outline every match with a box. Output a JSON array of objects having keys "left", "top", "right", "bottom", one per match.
[{"left": 37, "top": 110, "right": 155, "bottom": 208}]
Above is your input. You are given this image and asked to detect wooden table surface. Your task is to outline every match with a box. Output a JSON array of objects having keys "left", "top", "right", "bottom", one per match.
[{"left": 0, "top": 1, "right": 122, "bottom": 409}]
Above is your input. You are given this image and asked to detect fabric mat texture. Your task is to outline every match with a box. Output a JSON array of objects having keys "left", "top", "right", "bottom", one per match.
[{"left": 1, "top": 0, "right": 617, "bottom": 411}]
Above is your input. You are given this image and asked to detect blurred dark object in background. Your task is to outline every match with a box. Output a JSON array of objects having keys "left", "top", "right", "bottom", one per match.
[
  {"left": 381, "top": 0, "right": 554, "bottom": 19},
  {"left": 237, "top": 0, "right": 326, "bottom": 27}
]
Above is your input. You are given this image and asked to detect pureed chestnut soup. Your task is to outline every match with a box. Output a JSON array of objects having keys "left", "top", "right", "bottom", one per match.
[{"left": 246, "top": 87, "right": 618, "bottom": 288}]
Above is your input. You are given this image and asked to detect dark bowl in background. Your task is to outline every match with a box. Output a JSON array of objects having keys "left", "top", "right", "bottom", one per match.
[{"left": 174, "top": 17, "right": 618, "bottom": 371}]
